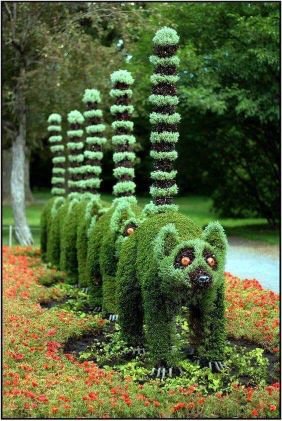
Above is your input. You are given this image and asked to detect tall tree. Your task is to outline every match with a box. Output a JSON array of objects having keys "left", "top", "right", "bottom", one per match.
[
  {"left": 127, "top": 2, "right": 280, "bottom": 225},
  {"left": 2, "top": 2, "right": 144, "bottom": 243}
]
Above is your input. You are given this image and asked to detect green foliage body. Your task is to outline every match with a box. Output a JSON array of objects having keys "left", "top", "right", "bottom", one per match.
[
  {"left": 40, "top": 198, "right": 56, "bottom": 262},
  {"left": 46, "top": 198, "right": 66, "bottom": 267},
  {"left": 76, "top": 197, "right": 108, "bottom": 287},
  {"left": 60, "top": 198, "right": 87, "bottom": 283},
  {"left": 85, "top": 209, "right": 111, "bottom": 308},
  {"left": 117, "top": 211, "right": 228, "bottom": 367},
  {"left": 86, "top": 198, "right": 141, "bottom": 313}
]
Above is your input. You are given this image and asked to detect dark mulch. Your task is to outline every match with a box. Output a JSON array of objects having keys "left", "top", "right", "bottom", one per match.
[{"left": 39, "top": 297, "right": 69, "bottom": 309}]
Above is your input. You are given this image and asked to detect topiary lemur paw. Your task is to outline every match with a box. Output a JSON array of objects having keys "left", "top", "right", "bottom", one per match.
[
  {"left": 199, "top": 359, "right": 225, "bottom": 372},
  {"left": 108, "top": 314, "right": 119, "bottom": 322},
  {"left": 150, "top": 366, "right": 183, "bottom": 380},
  {"left": 132, "top": 346, "right": 145, "bottom": 356},
  {"left": 94, "top": 306, "right": 102, "bottom": 312}
]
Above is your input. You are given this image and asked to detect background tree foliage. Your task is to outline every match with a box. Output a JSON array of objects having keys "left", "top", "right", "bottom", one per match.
[{"left": 3, "top": 2, "right": 280, "bottom": 226}]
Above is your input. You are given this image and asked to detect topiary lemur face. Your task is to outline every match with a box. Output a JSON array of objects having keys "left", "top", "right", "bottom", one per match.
[
  {"left": 110, "top": 198, "right": 142, "bottom": 258},
  {"left": 154, "top": 221, "right": 227, "bottom": 297}
]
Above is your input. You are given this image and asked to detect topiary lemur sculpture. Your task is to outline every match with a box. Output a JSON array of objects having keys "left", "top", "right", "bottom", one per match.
[
  {"left": 116, "top": 27, "right": 228, "bottom": 378},
  {"left": 59, "top": 109, "right": 87, "bottom": 281},
  {"left": 47, "top": 92, "right": 108, "bottom": 281},
  {"left": 85, "top": 70, "right": 142, "bottom": 317},
  {"left": 75, "top": 89, "right": 109, "bottom": 288},
  {"left": 40, "top": 113, "right": 66, "bottom": 263}
]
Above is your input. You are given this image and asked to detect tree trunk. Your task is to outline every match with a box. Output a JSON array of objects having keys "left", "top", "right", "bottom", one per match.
[
  {"left": 3, "top": 147, "right": 33, "bottom": 203},
  {"left": 11, "top": 73, "right": 33, "bottom": 245},
  {"left": 24, "top": 149, "right": 33, "bottom": 203}
]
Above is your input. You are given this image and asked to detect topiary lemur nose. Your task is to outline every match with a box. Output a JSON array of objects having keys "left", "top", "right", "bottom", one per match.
[{"left": 197, "top": 275, "right": 211, "bottom": 285}]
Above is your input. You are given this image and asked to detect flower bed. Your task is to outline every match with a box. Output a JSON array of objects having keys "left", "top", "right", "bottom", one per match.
[{"left": 3, "top": 246, "right": 280, "bottom": 418}]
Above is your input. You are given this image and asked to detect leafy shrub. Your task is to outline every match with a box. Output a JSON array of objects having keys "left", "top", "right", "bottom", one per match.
[{"left": 38, "top": 270, "right": 66, "bottom": 287}]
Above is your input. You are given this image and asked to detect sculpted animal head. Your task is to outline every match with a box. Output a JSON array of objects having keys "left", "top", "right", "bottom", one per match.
[
  {"left": 154, "top": 221, "right": 227, "bottom": 292},
  {"left": 110, "top": 198, "right": 142, "bottom": 257}
]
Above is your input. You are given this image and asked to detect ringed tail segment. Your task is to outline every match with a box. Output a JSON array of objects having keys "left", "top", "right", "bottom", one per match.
[
  {"left": 110, "top": 70, "right": 136, "bottom": 200},
  {"left": 47, "top": 113, "right": 66, "bottom": 197},
  {"left": 146, "top": 27, "right": 180, "bottom": 214},
  {"left": 81, "top": 89, "right": 106, "bottom": 198},
  {"left": 67, "top": 110, "right": 85, "bottom": 199}
]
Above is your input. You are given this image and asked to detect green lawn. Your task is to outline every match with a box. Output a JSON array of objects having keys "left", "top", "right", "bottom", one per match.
[{"left": 2, "top": 191, "right": 279, "bottom": 245}]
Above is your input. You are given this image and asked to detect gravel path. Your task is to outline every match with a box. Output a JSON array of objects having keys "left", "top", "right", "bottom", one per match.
[{"left": 226, "top": 237, "right": 280, "bottom": 293}]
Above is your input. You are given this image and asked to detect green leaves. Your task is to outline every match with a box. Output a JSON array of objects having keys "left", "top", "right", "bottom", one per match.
[
  {"left": 152, "top": 27, "right": 179, "bottom": 45},
  {"left": 110, "top": 69, "right": 134, "bottom": 85},
  {"left": 67, "top": 110, "right": 85, "bottom": 124},
  {"left": 82, "top": 88, "right": 101, "bottom": 104}
]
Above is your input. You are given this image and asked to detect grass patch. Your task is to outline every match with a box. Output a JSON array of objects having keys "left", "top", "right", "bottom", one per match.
[{"left": 2, "top": 191, "right": 279, "bottom": 245}]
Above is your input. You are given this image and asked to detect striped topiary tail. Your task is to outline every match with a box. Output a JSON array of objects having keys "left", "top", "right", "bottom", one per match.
[
  {"left": 146, "top": 27, "right": 180, "bottom": 214},
  {"left": 81, "top": 89, "right": 106, "bottom": 197},
  {"left": 110, "top": 70, "right": 136, "bottom": 199},
  {"left": 67, "top": 110, "right": 85, "bottom": 199},
  {"left": 47, "top": 113, "right": 66, "bottom": 197}
]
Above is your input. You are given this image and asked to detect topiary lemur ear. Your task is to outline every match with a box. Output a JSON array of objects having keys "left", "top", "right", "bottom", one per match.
[
  {"left": 110, "top": 200, "right": 135, "bottom": 233},
  {"left": 154, "top": 223, "right": 180, "bottom": 259},
  {"left": 202, "top": 222, "right": 228, "bottom": 257}
]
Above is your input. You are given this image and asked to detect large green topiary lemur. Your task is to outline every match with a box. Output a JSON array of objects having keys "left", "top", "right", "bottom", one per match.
[
  {"left": 40, "top": 113, "right": 66, "bottom": 263},
  {"left": 116, "top": 27, "right": 228, "bottom": 378},
  {"left": 86, "top": 70, "right": 142, "bottom": 317}
]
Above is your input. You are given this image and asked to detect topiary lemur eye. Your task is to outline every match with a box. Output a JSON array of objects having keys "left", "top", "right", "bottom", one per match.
[
  {"left": 174, "top": 248, "right": 195, "bottom": 269},
  {"left": 123, "top": 223, "right": 138, "bottom": 237},
  {"left": 204, "top": 250, "right": 217, "bottom": 269}
]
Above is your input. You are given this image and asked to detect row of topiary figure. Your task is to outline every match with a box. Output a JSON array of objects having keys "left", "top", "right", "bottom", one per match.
[{"left": 41, "top": 27, "right": 228, "bottom": 379}]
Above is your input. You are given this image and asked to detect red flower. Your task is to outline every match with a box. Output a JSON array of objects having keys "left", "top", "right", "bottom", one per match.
[
  {"left": 47, "top": 328, "right": 57, "bottom": 336},
  {"left": 269, "top": 405, "right": 277, "bottom": 411},
  {"left": 37, "top": 394, "right": 48, "bottom": 403},
  {"left": 58, "top": 395, "right": 70, "bottom": 402},
  {"left": 251, "top": 409, "right": 259, "bottom": 417},
  {"left": 88, "top": 392, "right": 98, "bottom": 401},
  {"left": 12, "top": 352, "right": 24, "bottom": 361},
  {"left": 173, "top": 402, "right": 186, "bottom": 412}
]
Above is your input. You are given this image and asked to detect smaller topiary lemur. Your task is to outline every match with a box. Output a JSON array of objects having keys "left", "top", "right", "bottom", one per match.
[
  {"left": 60, "top": 110, "right": 85, "bottom": 282},
  {"left": 76, "top": 89, "right": 109, "bottom": 288},
  {"left": 116, "top": 27, "right": 228, "bottom": 378},
  {"left": 86, "top": 70, "right": 142, "bottom": 317},
  {"left": 40, "top": 113, "right": 65, "bottom": 263}
]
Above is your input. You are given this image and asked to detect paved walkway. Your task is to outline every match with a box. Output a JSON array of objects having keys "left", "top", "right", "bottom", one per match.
[{"left": 226, "top": 237, "right": 280, "bottom": 293}]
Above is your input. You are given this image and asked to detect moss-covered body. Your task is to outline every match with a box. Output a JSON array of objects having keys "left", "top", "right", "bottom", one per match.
[
  {"left": 41, "top": 112, "right": 66, "bottom": 262},
  {"left": 75, "top": 89, "right": 109, "bottom": 286},
  {"left": 40, "top": 197, "right": 57, "bottom": 262},
  {"left": 116, "top": 27, "right": 228, "bottom": 370},
  {"left": 86, "top": 197, "right": 141, "bottom": 313},
  {"left": 46, "top": 197, "right": 65, "bottom": 266},
  {"left": 117, "top": 212, "right": 227, "bottom": 367},
  {"left": 85, "top": 69, "right": 140, "bottom": 313},
  {"left": 76, "top": 197, "right": 108, "bottom": 287}
]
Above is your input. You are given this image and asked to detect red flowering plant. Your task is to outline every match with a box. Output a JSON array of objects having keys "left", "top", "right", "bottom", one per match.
[
  {"left": 225, "top": 272, "right": 279, "bottom": 353},
  {"left": 2, "top": 246, "right": 280, "bottom": 418}
]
